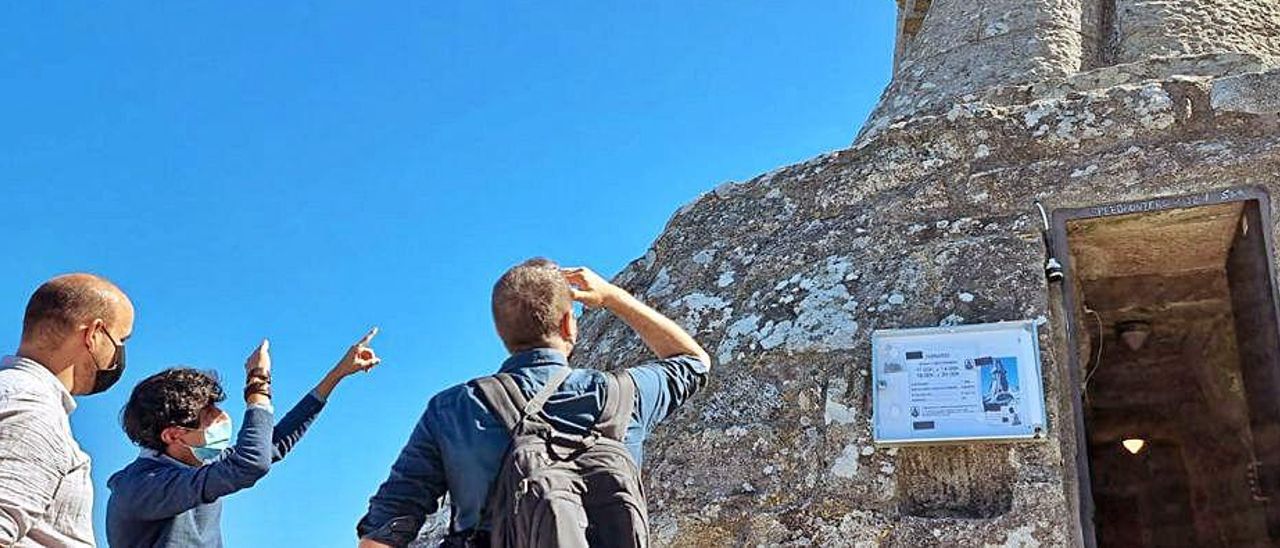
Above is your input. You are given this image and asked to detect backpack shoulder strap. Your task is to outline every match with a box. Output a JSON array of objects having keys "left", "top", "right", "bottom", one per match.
[
  {"left": 595, "top": 370, "right": 637, "bottom": 441},
  {"left": 471, "top": 368, "right": 573, "bottom": 434},
  {"left": 471, "top": 375, "right": 523, "bottom": 432}
]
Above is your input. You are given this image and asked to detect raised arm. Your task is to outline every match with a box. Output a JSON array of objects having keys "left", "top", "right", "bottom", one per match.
[
  {"left": 312, "top": 327, "right": 381, "bottom": 401},
  {"left": 112, "top": 341, "right": 277, "bottom": 520},
  {"left": 273, "top": 328, "right": 381, "bottom": 461},
  {"left": 113, "top": 405, "right": 275, "bottom": 520},
  {"left": 270, "top": 395, "right": 324, "bottom": 462},
  {"left": 563, "top": 267, "right": 711, "bottom": 366}
]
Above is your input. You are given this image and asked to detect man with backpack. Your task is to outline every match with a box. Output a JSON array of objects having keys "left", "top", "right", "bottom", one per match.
[{"left": 357, "top": 258, "right": 711, "bottom": 547}]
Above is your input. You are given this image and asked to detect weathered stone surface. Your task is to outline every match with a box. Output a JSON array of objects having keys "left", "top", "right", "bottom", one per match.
[
  {"left": 568, "top": 25, "right": 1280, "bottom": 548},
  {"left": 410, "top": 2, "right": 1280, "bottom": 546},
  {"left": 866, "top": 0, "right": 1280, "bottom": 138},
  {"left": 1115, "top": 0, "right": 1280, "bottom": 64},
  {"left": 871, "top": 0, "right": 1090, "bottom": 137},
  {"left": 1212, "top": 68, "right": 1280, "bottom": 115}
]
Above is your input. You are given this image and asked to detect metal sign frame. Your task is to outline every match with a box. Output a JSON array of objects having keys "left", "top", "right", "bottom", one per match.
[{"left": 871, "top": 320, "right": 1048, "bottom": 446}]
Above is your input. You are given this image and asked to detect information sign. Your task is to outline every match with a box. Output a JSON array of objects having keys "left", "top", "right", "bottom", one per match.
[{"left": 872, "top": 320, "right": 1047, "bottom": 445}]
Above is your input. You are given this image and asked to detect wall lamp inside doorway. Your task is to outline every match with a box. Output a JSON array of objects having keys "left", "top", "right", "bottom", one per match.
[{"left": 1122, "top": 439, "right": 1146, "bottom": 455}]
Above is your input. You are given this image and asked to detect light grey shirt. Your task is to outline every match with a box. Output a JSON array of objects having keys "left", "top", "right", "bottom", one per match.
[{"left": 0, "top": 356, "right": 94, "bottom": 548}]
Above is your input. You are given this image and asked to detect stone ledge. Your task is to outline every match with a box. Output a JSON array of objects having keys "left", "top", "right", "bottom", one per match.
[{"left": 1212, "top": 69, "right": 1280, "bottom": 116}]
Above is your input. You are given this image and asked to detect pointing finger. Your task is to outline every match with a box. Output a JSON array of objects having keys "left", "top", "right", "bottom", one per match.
[{"left": 359, "top": 326, "right": 379, "bottom": 345}]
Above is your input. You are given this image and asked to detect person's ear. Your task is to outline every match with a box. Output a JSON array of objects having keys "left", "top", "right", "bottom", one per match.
[
  {"left": 560, "top": 310, "right": 577, "bottom": 343},
  {"left": 80, "top": 319, "right": 101, "bottom": 350},
  {"left": 160, "top": 426, "right": 189, "bottom": 446}
]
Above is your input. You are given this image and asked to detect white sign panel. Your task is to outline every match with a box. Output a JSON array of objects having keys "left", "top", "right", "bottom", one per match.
[{"left": 872, "top": 320, "right": 1047, "bottom": 445}]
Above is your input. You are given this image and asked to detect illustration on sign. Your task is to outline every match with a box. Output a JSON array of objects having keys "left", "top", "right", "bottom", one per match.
[
  {"left": 872, "top": 321, "right": 1046, "bottom": 445},
  {"left": 979, "top": 357, "right": 1020, "bottom": 426}
]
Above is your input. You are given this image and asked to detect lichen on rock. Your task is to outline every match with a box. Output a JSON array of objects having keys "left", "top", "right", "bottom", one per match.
[{"left": 412, "top": 2, "right": 1280, "bottom": 545}]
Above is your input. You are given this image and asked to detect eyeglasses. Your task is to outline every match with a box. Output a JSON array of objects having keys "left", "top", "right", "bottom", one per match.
[{"left": 97, "top": 325, "right": 125, "bottom": 371}]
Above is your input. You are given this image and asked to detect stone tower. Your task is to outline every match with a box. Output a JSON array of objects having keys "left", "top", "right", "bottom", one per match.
[{"left": 566, "top": 1, "right": 1280, "bottom": 546}]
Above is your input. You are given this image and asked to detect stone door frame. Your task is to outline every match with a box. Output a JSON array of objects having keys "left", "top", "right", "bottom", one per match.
[{"left": 1050, "top": 185, "right": 1279, "bottom": 548}]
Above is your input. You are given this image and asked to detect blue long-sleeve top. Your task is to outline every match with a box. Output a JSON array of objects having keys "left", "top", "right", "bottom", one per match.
[
  {"left": 105, "top": 392, "right": 327, "bottom": 548},
  {"left": 357, "top": 349, "right": 709, "bottom": 546}
]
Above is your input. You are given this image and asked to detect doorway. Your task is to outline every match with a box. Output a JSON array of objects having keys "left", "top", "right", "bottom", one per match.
[{"left": 1054, "top": 188, "right": 1280, "bottom": 548}]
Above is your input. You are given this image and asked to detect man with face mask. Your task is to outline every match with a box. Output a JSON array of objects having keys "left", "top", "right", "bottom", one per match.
[
  {"left": 105, "top": 328, "right": 382, "bottom": 547},
  {"left": 0, "top": 273, "right": 134, "bottom": 547}
]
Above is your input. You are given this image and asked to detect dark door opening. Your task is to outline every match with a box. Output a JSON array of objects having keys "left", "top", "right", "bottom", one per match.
[{"left": 1055, "top": 189, "right": 1280, "bottom": 548}]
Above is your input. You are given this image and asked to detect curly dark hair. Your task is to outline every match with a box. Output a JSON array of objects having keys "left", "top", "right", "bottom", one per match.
[{"left": 121, "top": 368, "right": 226, "bottom": 451}]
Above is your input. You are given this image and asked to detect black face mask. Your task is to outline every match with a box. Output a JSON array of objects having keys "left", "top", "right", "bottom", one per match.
[{"left": 87, "top": 326, "right": 126, "bottom": 395}]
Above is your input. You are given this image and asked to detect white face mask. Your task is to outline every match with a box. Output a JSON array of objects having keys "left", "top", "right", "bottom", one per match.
[{"left": 185, "top": 418, "right": 233, "bottom": 464}]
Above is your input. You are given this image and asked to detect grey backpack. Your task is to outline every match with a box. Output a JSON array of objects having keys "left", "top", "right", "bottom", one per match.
[{"left": 469, "top": 368, "right": 649, "bottom": 548}]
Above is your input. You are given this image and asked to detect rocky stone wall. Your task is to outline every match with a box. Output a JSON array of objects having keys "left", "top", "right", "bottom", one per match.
[
  {"left": 409, "top": 4, "right": 1280, "bottom": 546},
  {"left": 1114, "top": 0, "right": 1280, "bottom": 64},
  {"left": 571, "top": 59, "right": 1280, "bottom": 546},
  {"left": 871, "top": 0, "right": 1280, "bottom": 138},
  {"left": 874, "top": 0, "right": 1092, "bottom": 137}
]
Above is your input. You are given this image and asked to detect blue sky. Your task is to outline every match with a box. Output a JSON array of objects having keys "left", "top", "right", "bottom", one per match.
[{"left": 0, "top": 3, "right": 895, "bottom": 545}]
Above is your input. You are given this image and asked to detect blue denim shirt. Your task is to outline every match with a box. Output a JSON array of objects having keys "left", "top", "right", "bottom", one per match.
[{"left": 357, "top": 348, "right": 709, "bottom": 545}]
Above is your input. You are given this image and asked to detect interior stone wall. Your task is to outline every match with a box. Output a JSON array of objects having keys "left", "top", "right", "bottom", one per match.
[{"left": 1075, "top": 265, "right": 1267, "bottom": 546}]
